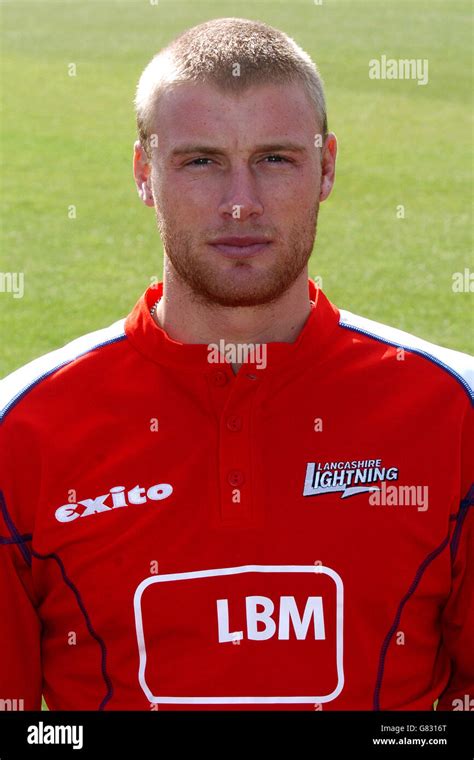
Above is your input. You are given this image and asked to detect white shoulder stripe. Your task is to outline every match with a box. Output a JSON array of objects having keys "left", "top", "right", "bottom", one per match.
[
  {"left": 339, "top": 309, "right": 474, "bottom": 401},
  {"left": 0, "top": 318, "right": 127, "bottom": 420}
]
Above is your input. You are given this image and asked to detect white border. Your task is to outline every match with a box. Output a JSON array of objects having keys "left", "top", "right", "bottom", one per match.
[{"left": 133, "top": 564, "right": 344, "bottom": 704}]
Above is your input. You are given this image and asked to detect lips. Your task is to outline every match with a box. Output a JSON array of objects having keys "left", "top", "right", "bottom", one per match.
[
  {"left": 212, "top": 236, "right": 271, "bottom": 246},
  {"left": 209, "top": 236, "right": 273, "bottom": 258}
]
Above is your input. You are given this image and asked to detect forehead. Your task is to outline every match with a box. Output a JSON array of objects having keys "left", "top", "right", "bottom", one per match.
[{"left": 154, "top": 81, "right": 318, "bottom": 149}]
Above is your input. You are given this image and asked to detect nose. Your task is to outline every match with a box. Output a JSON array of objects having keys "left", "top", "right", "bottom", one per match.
[{"left": 217, "top": 164, "right": 264, "bottom": 221}]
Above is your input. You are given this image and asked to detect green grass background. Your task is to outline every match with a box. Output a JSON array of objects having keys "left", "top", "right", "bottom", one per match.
[{"left": 0, "top": 0, "right": 472, "bottom": 376}]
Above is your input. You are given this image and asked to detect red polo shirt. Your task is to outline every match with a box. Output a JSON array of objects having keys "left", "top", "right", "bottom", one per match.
[{"left": 0, "top": 279, "right": 472, "bottom": 710}]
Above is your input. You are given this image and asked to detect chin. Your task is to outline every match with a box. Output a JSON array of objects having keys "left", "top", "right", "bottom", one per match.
[{"left": 206, "top": 281, "right": 285, "bottom": 308}]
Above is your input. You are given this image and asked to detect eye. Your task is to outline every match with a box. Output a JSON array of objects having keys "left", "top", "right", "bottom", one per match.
[
  {"left": 186, "top": 157, "right": 213, "bottom": 167},
  {"left": 262, "top": 154, "right": 292, "bottom": 164}
]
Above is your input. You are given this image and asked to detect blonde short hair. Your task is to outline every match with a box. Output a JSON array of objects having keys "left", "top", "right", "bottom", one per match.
[{"left": 134, "top": 17, "right": 328, "bottom": 159}]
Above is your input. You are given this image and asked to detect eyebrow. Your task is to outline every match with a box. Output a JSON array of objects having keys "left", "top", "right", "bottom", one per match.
[{"left": 170, "top": 142, "right": 307, "bottom": 158}]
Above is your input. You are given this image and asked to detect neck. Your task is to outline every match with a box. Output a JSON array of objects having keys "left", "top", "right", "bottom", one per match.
[{"left": 153, "top": 265, "right": 312, "bottom": 355}]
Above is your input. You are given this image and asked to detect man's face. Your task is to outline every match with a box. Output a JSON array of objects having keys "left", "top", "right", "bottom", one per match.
[{"left": 138, "top": 81, "right": 335, "bottom": 307}]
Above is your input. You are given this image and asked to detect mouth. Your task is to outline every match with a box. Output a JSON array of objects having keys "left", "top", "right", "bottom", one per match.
[{"left": 208, "top": 237, "right": 273, "bottom": 258}]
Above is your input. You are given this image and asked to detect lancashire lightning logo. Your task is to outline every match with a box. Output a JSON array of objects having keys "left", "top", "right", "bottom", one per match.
[{"left": 303, "top": 458, "right": 399, "bottom": 499}]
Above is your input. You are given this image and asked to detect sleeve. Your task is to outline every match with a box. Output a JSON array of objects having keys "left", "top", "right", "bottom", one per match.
[
  {"left": 437, "top": 402, "right": 474, "bottom": 711},
  {"left": 0, "top": 422, "right": 42, "bottom": 711}
]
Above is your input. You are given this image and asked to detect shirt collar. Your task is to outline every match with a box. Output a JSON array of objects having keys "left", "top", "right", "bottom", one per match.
[{"left": 124, "top": 278, "right": 340, "bottom": 371}]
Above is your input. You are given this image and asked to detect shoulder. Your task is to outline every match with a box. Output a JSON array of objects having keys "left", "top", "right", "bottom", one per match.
[
  {"left": 337, "top": 307, "right": 473, "bottom": 402},
  {"left": 0, "top": 318, "right": 127, "bottom": 421}
]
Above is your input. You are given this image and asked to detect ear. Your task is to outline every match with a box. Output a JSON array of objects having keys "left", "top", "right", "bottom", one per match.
[
  {"left": 319, "top": 133, "right": 337, "bottom": 202},
  {"left": 133, "top": 140, "right": 155, "bottom": 207}
]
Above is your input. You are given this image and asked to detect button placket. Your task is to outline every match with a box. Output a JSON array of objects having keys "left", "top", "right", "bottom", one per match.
[
  {"left": 205, "top": 367, "right": 235, "bottom": 420},
  {"left": 217, "top": 369, "right": 261, "bottom": 526}
]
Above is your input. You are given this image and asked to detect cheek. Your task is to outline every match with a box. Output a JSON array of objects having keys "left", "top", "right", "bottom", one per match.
[
  {"left": 265, "top": 181, "right": 316, "bottom": 219},
  {"left": 261, "top": 168, "right": 318, "bottom": 200},
  {"left": 162, "top": 174, "right": 221, "bottom": 212}
]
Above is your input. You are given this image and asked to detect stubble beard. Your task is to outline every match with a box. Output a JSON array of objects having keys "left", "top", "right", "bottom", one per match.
[{"left": 155, "top": 204, "right": 319, "bottom": 308}]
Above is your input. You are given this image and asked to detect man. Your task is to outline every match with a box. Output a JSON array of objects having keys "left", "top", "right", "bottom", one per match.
[{"left": 0, "top": 18, "right": 472, "bottom": 711}]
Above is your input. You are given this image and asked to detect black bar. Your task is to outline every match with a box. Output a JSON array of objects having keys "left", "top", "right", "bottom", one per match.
[{"left": 0, "top": 711, "right": 472, "bottom": 758}]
